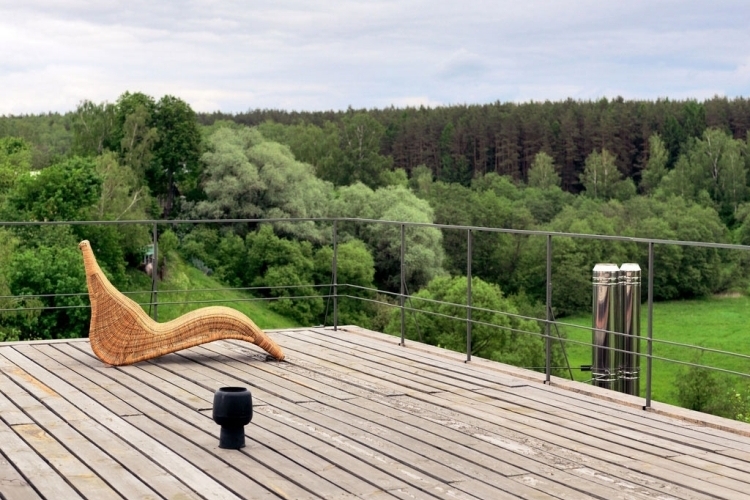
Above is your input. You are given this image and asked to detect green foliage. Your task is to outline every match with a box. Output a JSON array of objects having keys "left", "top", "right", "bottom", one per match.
[
  {"left": 384, "top": 275, "right": 562, "bottom": 373},
  {"left": 579, "top": 149, "right": 624, "bottom": 200},
  {"left": 673, "top": 362, "right": 724, "bottom": 414},
  {"left": 561, "top": 297, "right": 750, "bottom": 409},
  {"left": 527, "top": 152, "right": 561, "bottom": 189},
  {"left": 149, "top": 95, "right": 202, "bottom": 216},
  {"left": 640, "top": 134, "right": 668, "bottom": 194},
  {"left": 123, "top": 252, "right": 297, "bottom": 330},
  {"left": 314, "top": 239, "right": 377, "bottom": 327},
  {"left": 339, "top": 112, "right": 393, "bottom": 189},
  {"left": 661, "top": 128, "right": 748, "bottom": 223},
  {"left": 258, "top": 120, "right": 343, "bottom": 184},
  {"left": 0, "top": 230, "right": 40, "bottom": 342},
  {"left": 7, "top": 242, "right": 88, "bottom": 340},
  {"left": 72, "top": 100, "right": 117, "bottom": 156},
  {"left": 0, "top": 137, "right": 32, "bottom": 194},
  {"left": 116, "top": 93, "right": 159, "bottom": 180},
  {"left": 8, "top": 156, "right": 101, "bottom": 221},
  {"left": 331, "top": 183, "right": 445, "bottom": 291},
  {"left": 244, "top": 225, "right": 323, "bottom": 325},
  {"left": 195, "top": 126, "right": 333, "bottom": 242}
]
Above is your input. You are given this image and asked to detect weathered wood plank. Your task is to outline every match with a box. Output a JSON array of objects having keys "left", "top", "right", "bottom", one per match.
[
  {"left": 0, "top": 347, "right": 242, "bottom": 500},
  {"left": 125, "top": 414, "right": 336, "bottom": 500},
  {"left": 12, "top": 423, "right": 121, "bottom": 500},
  {"left": 2, "top": 329, "right": 750, "bottom": 500},
  {"left": 0, "top": 388, "right": 34, "bottom": 427},
  {"left": 286, "top": 330, "right": 488, "bottom": 392},
  {"left": 273, "top": 334, "right": 458, "bottom": 394},
  {"left": 301, "top": 328, "right": 529, "bottom": 388},
  {"left": 59, "top": 343, "right": 383, "bottom": 499},
  {"left": 0, "top": 361, "right": 162, "bottom": 500},
  {"left": 0, "top": 449, "right": 40, "bottom": 500},
  {"left": 409, "top": 390, "right": 748, "bottom": 499},
  {"left": 207, "top": 340, "right": 411, "bottom": 397},
  {"left": 505, "top": 385, "right": 742, "bottom": 452},
  {"left": 0, "top": 418, "right": 82, "bottom": 499},
  {"left": 206, "top": 336, "right": 740, "bottom": 498},
  {"left": 190, "top": 344, "right": 359, "bottom": 401}
]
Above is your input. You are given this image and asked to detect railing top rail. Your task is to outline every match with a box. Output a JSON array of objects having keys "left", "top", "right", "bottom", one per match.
[{"left": 1, "top": 217, "right": 749, "bottom": 252}]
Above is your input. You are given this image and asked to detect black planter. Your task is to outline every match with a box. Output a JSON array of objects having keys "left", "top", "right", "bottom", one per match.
[{"left": 212, "top": 387, "right": 253, "bottom": 449}]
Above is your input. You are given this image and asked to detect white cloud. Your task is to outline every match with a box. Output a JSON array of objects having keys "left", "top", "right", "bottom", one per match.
[{"left": 0, "top": 0, "right": 749, "bottom": 114}]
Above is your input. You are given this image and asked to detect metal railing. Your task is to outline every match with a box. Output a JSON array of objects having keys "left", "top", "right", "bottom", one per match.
[{"left": 1, "top": 217, "right": 750, "bottom": 412}]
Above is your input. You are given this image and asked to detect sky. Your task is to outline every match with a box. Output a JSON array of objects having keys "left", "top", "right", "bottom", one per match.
[{"left": 1, "top": 0, "right": 749, "bottom": 115}]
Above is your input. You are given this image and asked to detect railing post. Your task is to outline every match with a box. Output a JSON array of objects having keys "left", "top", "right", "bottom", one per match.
[
  {"left": 466, "top": 229, "right": 472, "bottom": 363},
  {"left": 333, "top": 220, "right": 338, "bottom": 331},
  {"left": 545, "top": 234, "right": 552, "bottom": 384},
  {"left": 152, "top": 222, "right": 158, "bottom": 321},
  {"left": 400, "top": 224, "right": 406, "bottom": 346},
  {"left": 645, "top": 242, "right": 654, "bottom": 409}
]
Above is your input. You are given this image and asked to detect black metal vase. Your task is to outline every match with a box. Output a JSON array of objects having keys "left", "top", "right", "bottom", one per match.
[{"left": 212, "top": 387, "right": 253, "bottom": 449}]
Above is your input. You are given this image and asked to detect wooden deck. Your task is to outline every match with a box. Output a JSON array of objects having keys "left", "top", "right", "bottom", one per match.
[{"left": 1, "top": 326, "right": 750, "bottom": 500}]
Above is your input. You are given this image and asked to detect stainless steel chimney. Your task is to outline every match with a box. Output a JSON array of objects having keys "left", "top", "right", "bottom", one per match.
[
  {"left": 617, "top": 263, "right": 641, "bottom": 396},
  {"left": 592, "top": 264, "right": 620, "bottom": 389}
]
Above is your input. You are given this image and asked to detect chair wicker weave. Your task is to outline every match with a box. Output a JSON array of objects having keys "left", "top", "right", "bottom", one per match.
[{"left": 79, "top": 240, "right": 285, "bottom": 366}]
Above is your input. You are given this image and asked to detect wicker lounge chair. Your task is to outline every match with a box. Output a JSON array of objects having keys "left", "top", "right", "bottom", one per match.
[{"left": 79, "top": 240, "right": 285, "bottom": 366}]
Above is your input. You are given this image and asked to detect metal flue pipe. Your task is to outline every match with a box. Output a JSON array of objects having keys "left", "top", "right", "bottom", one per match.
[
  {"left": 592, "top": 264, "right": 620, "bottom": 390},
  {"left": 617, "top": 263, "right": 641, "bottom": 396}
]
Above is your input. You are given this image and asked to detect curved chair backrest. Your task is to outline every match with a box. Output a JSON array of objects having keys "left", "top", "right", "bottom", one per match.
[{"left": 79, "top": 240, "right": 285, "bottom": 365}]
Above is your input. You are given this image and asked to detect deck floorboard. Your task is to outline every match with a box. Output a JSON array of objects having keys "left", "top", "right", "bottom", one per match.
[{"left": 1, "top": 327, "right": 749, "bottom": 499}]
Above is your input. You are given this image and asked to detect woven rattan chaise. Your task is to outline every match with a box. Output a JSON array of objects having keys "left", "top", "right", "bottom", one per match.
[{"left": 79, "top": 240, "right": 285, "bottom": 366}]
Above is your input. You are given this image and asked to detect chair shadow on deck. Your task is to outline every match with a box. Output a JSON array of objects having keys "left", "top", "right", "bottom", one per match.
[{"left": 79, "top": 240, "right": 285, "bottom": 366}]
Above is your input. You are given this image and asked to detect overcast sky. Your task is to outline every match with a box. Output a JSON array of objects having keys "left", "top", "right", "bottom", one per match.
[{"left": 1, "top": 0, "right": 749, "bottom": 115}]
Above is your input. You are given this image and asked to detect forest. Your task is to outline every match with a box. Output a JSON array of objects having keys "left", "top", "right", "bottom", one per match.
[{"left": 1, "top": 93, "right": 750, "bottom": 419}]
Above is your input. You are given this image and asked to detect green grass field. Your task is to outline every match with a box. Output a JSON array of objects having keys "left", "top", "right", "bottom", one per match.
[
  {"left": 124, "top": 255, "right": 298, "bottom": 330},
  {"left": 556, "top": 297, "right": 750, "bottom": 406}
]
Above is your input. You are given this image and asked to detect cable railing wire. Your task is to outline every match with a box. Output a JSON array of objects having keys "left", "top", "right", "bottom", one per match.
[{"left": 3, "top": 217, "right": 750, "bottom": 406}]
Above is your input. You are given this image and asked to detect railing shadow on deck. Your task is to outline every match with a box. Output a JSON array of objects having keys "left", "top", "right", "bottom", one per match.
[{"left": 1, "top": 217, "right": 749, "bottom": 413}]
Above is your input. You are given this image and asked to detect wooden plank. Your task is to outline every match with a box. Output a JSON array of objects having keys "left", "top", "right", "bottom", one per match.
[
  {"left": 333, "top": 326, "right": 535, "bottom": 384},
  {"left": 2, "top": 376, "right": 160, "bottom": 499},
  {"left": 0, "top": 348, "right": 243, "bottom": 500},
  {"left": 388, "top": 391, "right": 714, "bottom": 500},
  {"left": 505, "top": 385, "right": 744, "bottom": 452},
  {"left": 12, "top": 423, "right": 121, "bottom": 500},
  {"left": 299, "top": 328, "right": 529, "bottom": 388},
  {"left": 273, "top": 334, "right": 461, "bottom": 394},
  {"left": 475, "top": 388, "right": 713, "bottom": 457},
  {"left": 0, "top": 387, "right": 34, "bottom": 427},
  {"left": 451, "top": 477, "right": 566, "bottom": 500},
  {"left": 276, "top": 332, "right": 750, "bottom": 496},
  {"left": 236, "top": 332, "right": 728, "bottom": 498},
  {"left": 13, "top": 345, "right": 140, "bottom": 418},
  {"left": 58, "top": 343, "right": 379, "bottom": 500},
  {"left": 319, "top": 395, "right": 683, "bottom": 500},
  {"left": 0, "top": 418, "right": 82, "bottom": 500},
  {"left": 188, "top": 344, "right": 359, "bottom": 401},
  {"left": 206, "top": 338, "right": 652, "bottom": 498},
  {"left": 4, "top": 377, "right": 195, "bottom": 500},
  {"left": 409, "top": 390, "right": 747, "bottom": 499},
  {"left": 158, "top": 350, "right": 464, "bottom": 497},
  {"left": 0, "top": 449, "right": 40, "bottom": 500},
  {"left": 205, "top": 340, "right": 411, "bottom": 397},
  {"left": 125, "top": 414, "right": 340, "bottom": 500},
  {"left": 295, "top": 398, "right": 670, "bottom": 500},
  {"left": 373, "top": 392, "right": 716, "bottom": 500},
  {"left": 122, "top": 352, "right": 488, "bottom": 498},
  {"left": 285, "top": 330, "right": 488, "bottom": 392},
  {"left": 474, "top": 387, "right": 750, "bottom": 486}
]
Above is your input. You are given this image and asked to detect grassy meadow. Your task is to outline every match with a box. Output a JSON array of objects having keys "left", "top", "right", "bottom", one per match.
[
  {"left": 125, "top": 256, "right": 298, "bottom": 330},
  {"left": 556, "top": 296, "right": 750, "bottom": 406}
]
